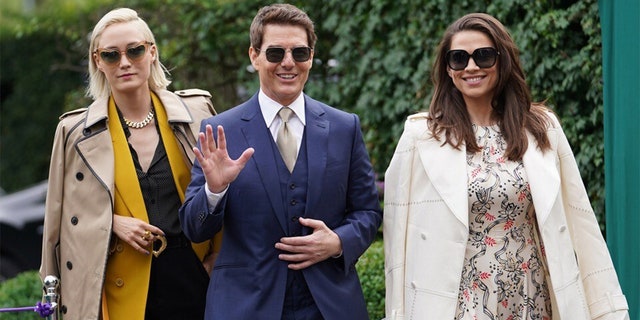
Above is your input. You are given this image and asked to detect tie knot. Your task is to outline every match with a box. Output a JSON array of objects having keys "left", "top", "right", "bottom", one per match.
[{"left": 278, "top": 108, "right": 293, "bottom": 122}]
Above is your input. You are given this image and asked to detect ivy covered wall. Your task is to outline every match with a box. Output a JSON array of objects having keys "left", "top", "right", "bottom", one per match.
[{"left": 1, "top": 0, "right": 605, "bottom": 228}]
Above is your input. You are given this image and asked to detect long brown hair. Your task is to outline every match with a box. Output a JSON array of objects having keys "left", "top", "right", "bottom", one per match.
[{"left": 428, "top": 13, "right": 551, "bottom": 160}]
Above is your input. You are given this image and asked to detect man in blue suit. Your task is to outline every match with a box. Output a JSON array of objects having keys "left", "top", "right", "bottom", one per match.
[{"left": 179, "top": 4, "right": 382, "bottom": 319}]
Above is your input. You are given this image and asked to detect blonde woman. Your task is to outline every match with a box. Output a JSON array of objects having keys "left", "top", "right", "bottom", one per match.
[{"left": 40, "top": 8, "right": 218, "bottom": 319}]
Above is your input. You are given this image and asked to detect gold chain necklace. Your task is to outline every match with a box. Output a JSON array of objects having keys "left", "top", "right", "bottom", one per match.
[{"left": 123, "top": 108, "right": 155, "bottom": 129}]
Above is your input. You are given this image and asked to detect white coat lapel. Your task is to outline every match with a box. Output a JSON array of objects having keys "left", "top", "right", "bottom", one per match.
[
  {"left": 416, "top": 137, "right": 469, "bottom": 227},
  {"left": 523, "top": 130, "right": 560, "bottom": 224}
]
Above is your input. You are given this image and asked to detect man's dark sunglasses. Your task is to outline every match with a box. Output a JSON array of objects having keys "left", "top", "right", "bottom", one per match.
[
  {"left": 446, "top": 47, "right": 499, "bottom": 71},
  {"left": 256, "top": 46, "right": 313, "bottom": 63}
]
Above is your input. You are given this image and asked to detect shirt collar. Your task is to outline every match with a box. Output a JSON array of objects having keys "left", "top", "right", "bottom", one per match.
[{"left": 259, "top": 89, "right": 306, "bottom": 128}]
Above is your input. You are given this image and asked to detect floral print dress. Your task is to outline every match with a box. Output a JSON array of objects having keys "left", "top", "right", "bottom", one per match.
[{"left": 455, "top": 125, "right": 552, "bottom": 320}]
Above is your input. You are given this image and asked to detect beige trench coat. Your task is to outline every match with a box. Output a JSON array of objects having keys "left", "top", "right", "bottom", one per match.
[
  {"left": 39, "top": 89, "right": 215, "bottom": 320},
  {"left": 383, "top": 112, "right": 629, "bottom": 320}
]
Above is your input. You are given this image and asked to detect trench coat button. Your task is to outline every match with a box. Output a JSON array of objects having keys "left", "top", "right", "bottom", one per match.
[
  {"left": 559, "top": 225, "right": 567, "bottom": 232},
  {"left": 116, "top": 244, "right": 124, "bottom": 252},
  {"left": 66, "top": 261, "right": 73, "bottom": 270},
  {"left": 115, "top": 278, "right": 124, "bottom": 287},
  {"left": 75, "top": 172, "right": 84, "bottom": 181},
  {"left": 61, "top": 305, "right": 67, "bottom": 314},
  {"left": 70, "top": 216, "right": 78, "bottom": 225},
  {"left": 411, "top": 281, "right": 417, "bottom": 289},
  {"left": 82, "top": 128, "right": 91, "bottom": 136},
  {"left": 420, "top": 233, "right": 427, "bottom": 240}
]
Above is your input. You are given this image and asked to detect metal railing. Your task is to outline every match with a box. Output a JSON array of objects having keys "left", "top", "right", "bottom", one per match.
[{"left": 0, "top": 275, "right": 59, "bottom": 319}]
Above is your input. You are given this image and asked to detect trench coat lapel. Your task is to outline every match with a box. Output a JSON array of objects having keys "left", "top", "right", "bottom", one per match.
[
  {"left": 240, "top": 101, "right": 288, "bottom": 233},
  {"left": 416, "top": 137, "right": 469, "bottom": 227},
  {"left": 76, "top": 98, "right": 115, "bottom": 192},
  {"left": 523, "top": 130, "right": 560, "bottom": 225}
]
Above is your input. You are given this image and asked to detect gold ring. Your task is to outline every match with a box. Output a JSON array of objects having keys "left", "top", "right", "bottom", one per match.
[{"left": 142, "top": 230, "right": 152, "bottom": 241}]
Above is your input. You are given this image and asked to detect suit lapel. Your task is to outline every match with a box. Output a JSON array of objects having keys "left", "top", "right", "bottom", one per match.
[
  {"left": 303, "top": 99, "right": 328, "bottom": 217},
  {"left": 523, "top": 130, "right": 560, "bottom": 225},
  {"left": 240, "top": 99, "right": 288, "bottom": 233},
  {"left": 416, "top": 137, "right": 469, "bottom": 227}
]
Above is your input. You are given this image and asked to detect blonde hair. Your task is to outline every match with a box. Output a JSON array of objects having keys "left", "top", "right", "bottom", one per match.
[{"left": 87, "top": 8, "right": 171, "bottom": 99}]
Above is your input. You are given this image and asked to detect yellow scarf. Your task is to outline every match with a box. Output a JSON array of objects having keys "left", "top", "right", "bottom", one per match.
[{"left": 102, "top": 92, "right": 201, "bottom": 319}]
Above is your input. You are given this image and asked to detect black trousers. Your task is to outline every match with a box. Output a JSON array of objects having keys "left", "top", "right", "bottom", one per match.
[{"left": 145, "top": 235, "right": 209, "bottom": 320}]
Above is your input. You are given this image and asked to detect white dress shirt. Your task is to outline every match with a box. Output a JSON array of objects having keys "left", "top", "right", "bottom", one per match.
[{"left": 205, "top": 89, "right": 307, "bottom": 208}]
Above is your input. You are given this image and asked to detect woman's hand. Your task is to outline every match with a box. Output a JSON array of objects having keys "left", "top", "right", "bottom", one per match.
[{"left": 112, "top": 215, "right": 164, "bottom": 255}]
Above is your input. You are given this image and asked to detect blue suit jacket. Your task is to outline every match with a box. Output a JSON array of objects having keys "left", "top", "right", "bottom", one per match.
[{"left": 179, "top": 93, "right": 382, "bottom": 320}]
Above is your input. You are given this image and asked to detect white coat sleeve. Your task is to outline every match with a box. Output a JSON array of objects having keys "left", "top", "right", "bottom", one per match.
[
  {"left": 383, "top": 117, "right": 421, "bottom": 320},
  {"left": 554, "top": 119, "right": 629, "bottom": 319}
]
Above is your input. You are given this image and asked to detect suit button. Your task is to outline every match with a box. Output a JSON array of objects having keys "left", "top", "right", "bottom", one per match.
[
  {"left": 559, "top": 225, "right": 567, "bottom": 232},
  {"left": 66, "top": 261, "right": 73, "bottom": 270},
  {"left": 291, "top": 216, "right": 299, "bottom": 222},
  {"left": 289, "top": 183, "right": 296, "bottom": 190},
  {"left": 116, "top": 244, "right": 124, "bottom": 252},
  {"left": 115, "top": 278, "right": 124, "bottom": 287},
  {"left": 420, "top": 233, "right": 427, "bottom": 240},
  {"left": 290, "top": 199, "right": 297, "bottom": 205},
  {"left": 71, "top": 216, "right": 78, "bottom": 225}
]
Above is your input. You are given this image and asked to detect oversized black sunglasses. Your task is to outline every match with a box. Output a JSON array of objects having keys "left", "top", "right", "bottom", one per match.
[
  {"left": 446, "top": 47, "right": 499, "bottom": 71},
  {"left": 95, "top": 41, "right": 153, "bottom": 65},
  {"left": 256, "top": 46, "right": 313, "bottom": 63}
]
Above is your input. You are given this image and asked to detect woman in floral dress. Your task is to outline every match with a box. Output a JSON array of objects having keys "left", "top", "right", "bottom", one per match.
[{"left": 383, "top": 13, "right": 629, "bottom": 320}]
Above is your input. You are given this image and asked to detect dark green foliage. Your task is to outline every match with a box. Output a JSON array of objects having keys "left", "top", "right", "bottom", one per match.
[
  {"left": 1, "top": 1, "right": 605, "bottom": 228},
  {"left": 357, "top": 238, "right": 385, "bottom": 320},
  {"left": 0, "top": 2, "right": 99, "bottom": 192},
  {"left": 0, "top": 245, "right": 388, "bottom": 320},
  {"left": 320, "top": 0, "right": 606, "bottom": 229},
  {"left": 0, "top": 3, "right": 607, "bottom": 316},
  {"left": 0, "top": 33, "right": 86, "bottom": 192},
  {"left": 121, "top": 0, "right": 264, "bottom": 109},
  {"left": 1, "top": 8, "right": 606, "bottom": 316},
  {"left": 0, "top": 271, "right": 42, "bottom": 320}
]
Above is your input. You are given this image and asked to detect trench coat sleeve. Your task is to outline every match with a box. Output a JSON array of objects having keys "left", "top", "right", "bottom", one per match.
[
  {"left": 40, "top": 117, "right": 73, "bottom": 281},
  {"left": 383, "top": 115, "right": 423, "bottom": 320},
  {"left": 555, "top": 120, "right": 629, "bottom": 319}
]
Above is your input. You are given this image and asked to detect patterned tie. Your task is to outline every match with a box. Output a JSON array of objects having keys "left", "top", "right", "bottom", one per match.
[{"left": 277, "top": 107, "right": 297, "bottom": 172}]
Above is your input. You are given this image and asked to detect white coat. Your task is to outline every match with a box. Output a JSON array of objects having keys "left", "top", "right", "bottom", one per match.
[{"left": 383, "top": 112, "right": 629, "bottom": 319}]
